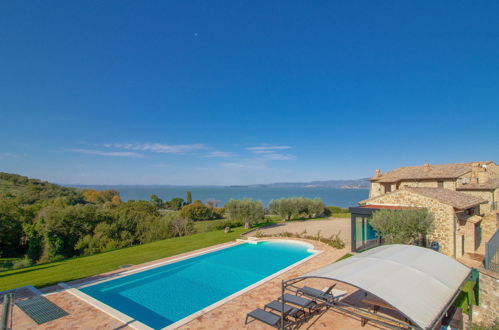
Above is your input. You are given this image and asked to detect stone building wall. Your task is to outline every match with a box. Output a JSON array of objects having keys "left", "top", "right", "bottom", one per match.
[
  {"left": 483, "top": 163, "right": 499, "bottom": 181},
  {"left": 472, "top": 162, "right": 499, "bottom": 184},
  {"left": 360, "top": 189, "right": 456, "bottom": 256},
  {"left": 472, "top": 269, "right": 499, "bottom": 326},
  {"left": 458, "top": 190, "right": 494, "bottom": 214},
  {"left": 369, "top": 182, "right": 383, "bottom": 198},
  {"left": 457, "top": 172, "right": 473, "bottom": 185},
  {"left": 370, "top": 179, "right": 459, "bottom": 198},
  {"left": 456, "top": 217, "right": 480, "bottom": 257},
  {"left": 397, "top": 179, "right": 456, "bottom": 190},
  {"left": 480, "top": 212, "right": 499, "bottom": 249}
]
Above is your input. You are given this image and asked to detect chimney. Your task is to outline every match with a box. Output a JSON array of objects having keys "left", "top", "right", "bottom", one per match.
[
  {"left": 423, "top": 163, "right": 431, "bottom": 171},
  {"left": 470, "top": 162, "right": 479, "bottom": 184},
  {"left": 375, "top": 169, "right": 381, "bottom": 177}
]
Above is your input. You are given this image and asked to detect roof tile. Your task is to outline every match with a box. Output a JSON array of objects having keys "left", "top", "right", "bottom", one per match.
[{"left": 371, "top": 161, "right": 492, "bottom": 183}]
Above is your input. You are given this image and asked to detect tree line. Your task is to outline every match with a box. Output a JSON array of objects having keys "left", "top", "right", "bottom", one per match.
[{"left": 0, "top": 173, "right": 334, "bottom": 269}]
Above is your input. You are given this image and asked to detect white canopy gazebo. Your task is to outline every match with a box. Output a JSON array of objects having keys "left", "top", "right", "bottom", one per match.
[{"left": 281, "top": 244, "right": 471, "bottom": 329}]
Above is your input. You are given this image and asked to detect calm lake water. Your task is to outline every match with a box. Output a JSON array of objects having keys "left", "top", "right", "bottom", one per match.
[{"left": 75, "top": 185, "right": 368, "bottom": 207}]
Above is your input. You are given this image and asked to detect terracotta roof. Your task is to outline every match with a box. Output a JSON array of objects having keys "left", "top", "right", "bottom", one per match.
[
  {"left": 360, "top": 187, "right": 487, "bottom": 210},
  {"left": 456, "top": 178, "right": 499, "bottom": 191},
  {"left": 371, "top": 161, "right": 493, "bottom": 183}
]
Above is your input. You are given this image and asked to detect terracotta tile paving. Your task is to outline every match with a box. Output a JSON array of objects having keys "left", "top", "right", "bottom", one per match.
[
  {"left": 180, "top": 239, "right": 389, "bottom": 330},
  {"left": 1, "top": 239, "right": 399, "bottom": 329}
]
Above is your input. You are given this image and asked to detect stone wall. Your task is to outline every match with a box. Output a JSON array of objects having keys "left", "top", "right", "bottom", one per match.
[
  {"left": 458, "top": 190, "right": 494, "bottom": 214},
  {"left": 456, "top": 217, "right": 481, "bottom": 257},
  {"left": 397, "top": 179, "right": 456, "bottom": 190},
  {"left": 472, "top": 162, "right": 499, "bottom": 184},
  {"left": 473, "top": 269, "right": 499, "bottom": 326},
  {"left": 360, "top": 189, "right": 456, "bottom": 256},
  {"left": 478, "top": 212, "right": 499, "bottom": 254},
  {"left": 484, "top": 163, "right": 499, "bottom": 181},
  {"left": 369, "top": 182, "right": 383, "bottom": 198},
  {"left": 457, "top": 172, "right": 473, "bottom": 185},
  {"left": 370, "top": 179, "right": 459, "bottom": 198}
]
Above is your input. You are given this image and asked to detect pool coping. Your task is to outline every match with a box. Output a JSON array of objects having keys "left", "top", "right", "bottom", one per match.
[{"left": 61, "top": 238, "right": 322, "bottom": 330}]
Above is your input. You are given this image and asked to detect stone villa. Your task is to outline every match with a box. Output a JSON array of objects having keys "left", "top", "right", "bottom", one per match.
[{"left": 350, "top": 161, "right": 499, "bottom": 259}]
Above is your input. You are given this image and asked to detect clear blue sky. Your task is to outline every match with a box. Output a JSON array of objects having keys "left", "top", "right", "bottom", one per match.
[{"left": 1, "top": 1, "right": 498, "bottom": 185}]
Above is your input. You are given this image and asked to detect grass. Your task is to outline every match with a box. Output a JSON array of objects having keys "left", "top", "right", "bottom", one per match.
[
  {"left": 335, "top": 253, "right": 353, "bottom": 262},
  {"left": 193, "top": 218, "right": 234, "bottom": 232},
  {"left": 330, "top": 213, "right": 351, "bottom": 218},
  {"left": 0, "top": 258, "right": 21, "bottom": 272},
  {"left": 0, "top": 228, "right": 246, "bottom": 291},
  {"left": 265, "top": 215, "right": 337, "bottom": 222}
]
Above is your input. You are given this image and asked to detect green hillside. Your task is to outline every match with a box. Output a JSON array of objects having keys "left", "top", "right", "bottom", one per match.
[{"left": 0, "top": 172, "right": 81, "bottom": 203}]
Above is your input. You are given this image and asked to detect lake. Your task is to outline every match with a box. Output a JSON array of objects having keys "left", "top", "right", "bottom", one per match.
[{"left": 74, "top": 185, "right": 369, "bottom": 207}]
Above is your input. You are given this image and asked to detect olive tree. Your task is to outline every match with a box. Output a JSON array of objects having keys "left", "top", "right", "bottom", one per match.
[
  {"left": 269, "top": 197, "right": 325, "bottom": 220},
  {"left": 224, "top": 199, "right": 264, "bottom": 229},
  {"left": 269, "top": 198, "right": 299, "bottom": 221},
  {"left": 369, "top": 208, "right": 433, "bottom": 244},
  {"left": 305, "top": 198, "right": 325, "bottom": 218}
]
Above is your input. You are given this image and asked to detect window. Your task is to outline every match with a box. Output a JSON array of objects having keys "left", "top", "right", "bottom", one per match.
[
  {"left": 437, "top": 181, "right": 444, "bottom": 188},
  {"left": 385, "top": 184, "right": 391, "bottom": 193},
  {"left": 465, "top": 208, "right": 476, "bottom": 216}
]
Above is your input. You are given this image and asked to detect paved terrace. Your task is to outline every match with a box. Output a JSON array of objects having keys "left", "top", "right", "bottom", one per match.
[
  {"left": 1, "top": 238, "right": 400, "bottom": 330},
  {"left": 245, "top": 218, "right": 352, "bottom": 248}
]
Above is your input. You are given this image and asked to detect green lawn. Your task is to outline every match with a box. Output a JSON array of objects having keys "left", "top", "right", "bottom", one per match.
[
  {"left": 335, "top": 253, "right": 353, "bottom": 262},
  {"left": 330, "top": 213, "right": 351, "bottom": 218},
  {"left": 0, "top": 228, "right": 246, "bottom": 291},
  {"left": 193, "top": 218, "right": 232, "bottom": 232}
]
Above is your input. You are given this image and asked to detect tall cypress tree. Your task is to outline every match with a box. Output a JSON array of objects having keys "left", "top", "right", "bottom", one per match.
[{"left": 186, "top": 191, "right": 192, "bottom": 205}]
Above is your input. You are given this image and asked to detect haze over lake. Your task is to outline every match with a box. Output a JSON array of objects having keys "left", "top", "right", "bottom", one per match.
[{"left": 74, "top": 186, "right": 369, "bottom": 207}]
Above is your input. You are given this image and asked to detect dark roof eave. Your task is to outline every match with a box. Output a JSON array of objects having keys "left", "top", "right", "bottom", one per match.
[
  {"left": 454, "top": 200, "right": 488, "bottom": 210},
  {"left": 457, "top": 187, "right": 498, "bottom": 191},
  {"left": 376, "top": 176, "right": 463, "bottom": 183}
]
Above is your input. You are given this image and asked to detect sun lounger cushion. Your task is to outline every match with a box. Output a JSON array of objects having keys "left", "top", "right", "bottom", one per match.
[
  {"left": 247, "top": 308, "right": 281, "bottom": 327},
  {"left": 298, "top": 286, "right": 347, "bottom": 301},
  {"left": 265, "top": 300, "right": 300, "bottom": 317},
  {"left": 280, "top": 293, "right": 315, "bottom": 308}
]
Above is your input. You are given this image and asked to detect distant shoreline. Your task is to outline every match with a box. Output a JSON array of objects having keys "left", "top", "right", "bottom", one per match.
[{"left": 66, "top": 185, "right": 369, "bottom": 208}]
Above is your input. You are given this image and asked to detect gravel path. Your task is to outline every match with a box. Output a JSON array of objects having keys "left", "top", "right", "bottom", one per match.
[{"left": 246, "top": 217, "right": 351, "bottom": 247}]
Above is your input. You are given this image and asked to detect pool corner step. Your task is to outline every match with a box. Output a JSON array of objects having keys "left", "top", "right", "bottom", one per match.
[{"left": 236, "top": 237, "right": 259, "bottom": 244}]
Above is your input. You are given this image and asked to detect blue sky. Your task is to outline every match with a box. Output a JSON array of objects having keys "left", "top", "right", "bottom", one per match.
[{"left": 1, "top": 1, "right": 498, "bottom": 185}]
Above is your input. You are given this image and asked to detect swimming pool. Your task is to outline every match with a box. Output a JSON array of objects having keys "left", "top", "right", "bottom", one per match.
[{"left": 79, "top": 240, "right": 315, "bottom": 329}]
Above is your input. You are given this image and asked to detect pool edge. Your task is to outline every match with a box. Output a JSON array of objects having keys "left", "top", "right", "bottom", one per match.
[
  {"left": 163, "top": 243, "right": 322, "bottom": 330},
  {"left": 61, "top": 239, "right": 322, "bottom": 330}
]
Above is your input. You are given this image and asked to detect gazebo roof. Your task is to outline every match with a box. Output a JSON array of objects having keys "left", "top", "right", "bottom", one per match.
[{"left": 299, "top": 245, "right": 471, "bottom": 329}]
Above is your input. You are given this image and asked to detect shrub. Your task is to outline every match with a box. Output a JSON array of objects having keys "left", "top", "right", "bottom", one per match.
[
  {"left": 212, "top": 207, "right": 225, "bottom": 219},
  {"left": 255, "top": 230, "right": 345, "bottom": 250},
  {"left": 180, "top": 202, "right": 212, "bottom": 221},
  {"left": 326, "top": 206, "right": 350, "bottom": 214},
  {"left": 327, "top": 233, "right": 345, "bottom": 249},
  {"left": 168, "top": 217, "right": 195, "bottom": 237},
  {"left": 12, "top": 256, "right": 33, "bottom": 270},
  {"left": 370, "top": 208, "right": 433, "bottom": 244},
  {"left": 212, "top": 219, "right": 244, "bottom": 230},
  {"left": 327, "top": 206, "right": 343, "bottom": 214}
]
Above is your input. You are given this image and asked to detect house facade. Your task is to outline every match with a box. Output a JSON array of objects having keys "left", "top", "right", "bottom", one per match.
[{"left": 351, "top": 161, "right": 499, "bottom": 259}]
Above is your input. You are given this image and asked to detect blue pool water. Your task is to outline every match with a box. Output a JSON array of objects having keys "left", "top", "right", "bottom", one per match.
[{"left": 81, "top": 241, "right": 314, "bottom": 329}]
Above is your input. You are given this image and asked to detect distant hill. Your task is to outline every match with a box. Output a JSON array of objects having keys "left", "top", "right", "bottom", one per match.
[
  {"left": 0, "top": 172, "right": 81, "bottom": 203},
  {"left": 229, "top": 178, "right": 370, "bottom": 189}
]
